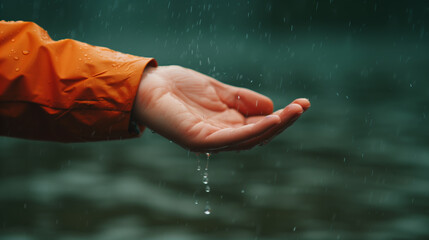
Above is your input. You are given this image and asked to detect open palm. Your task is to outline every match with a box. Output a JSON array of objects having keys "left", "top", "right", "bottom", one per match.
[{"left": 133, "top": 66, "right": 310, "bottom": 152}]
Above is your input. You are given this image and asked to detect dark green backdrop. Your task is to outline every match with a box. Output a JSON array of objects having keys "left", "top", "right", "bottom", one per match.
[{"left": 1, "top": 1, "right": 429, "bottom": 239}]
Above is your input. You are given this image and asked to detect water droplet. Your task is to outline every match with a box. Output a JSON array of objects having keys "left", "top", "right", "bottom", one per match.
[
  {"left": 78, "top": 58, "right": 82, "bottom": 61},
  {"left": 22, "top": 50, "right": 29, "bottom": 55},
  {"left": 205, "top": 185, "right": 210, "bottom": 193},
  {"left": 202, "top": 173, "right": 209, "bottom": 184},
  {"left": 204, "top": 203, "right": 211, "bottom": 215},
  {"left": 293, "top": 226, "right": 296, "bottom": 231},
  {"left": 241, "top": 189, "right": 245, "bottom": 194},
  {"left": 237, "top": 95, "right": 241, "bottom": 100},
  {"left": 194, "top": 200, "right": 199, "bottom": 205},
  {"left": 204, "top": 152, "right": 210, "bottom": 171},
  {"left": 11, "top": 38, "right": 15, "bottom": 42},
  {"left": 196, "top": 154, "right": 201, "bottom": 171},
  {"left": 15, "top": 67, "right": 20, "bottom": 72},
  {"left": 112, "top": 63, "right": 117, "bottom": 67},
  {"left": 84, "top": 54, "right": 88, "bottom": 57},
  {"left": 13, "top": 56, "right": 19, "bottom": 60}
]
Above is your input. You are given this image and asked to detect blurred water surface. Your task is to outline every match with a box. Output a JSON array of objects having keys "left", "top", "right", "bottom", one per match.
[{"left": 1, "top": 1, "right": 429, "bottom": 239}]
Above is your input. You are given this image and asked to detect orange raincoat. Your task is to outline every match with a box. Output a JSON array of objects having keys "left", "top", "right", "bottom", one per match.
[{"left": 0, "top": 21, "right": 157, "bottom": 142}]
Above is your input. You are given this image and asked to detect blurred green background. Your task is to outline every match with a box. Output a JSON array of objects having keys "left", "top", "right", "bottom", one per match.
[{"left": 1, "top": 1, "right": 429, "bottom": 239}]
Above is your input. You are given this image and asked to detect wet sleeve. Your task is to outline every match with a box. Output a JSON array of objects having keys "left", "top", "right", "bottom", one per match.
[{"left": 0, "top": 21, "right": 157, "bottom": 142}]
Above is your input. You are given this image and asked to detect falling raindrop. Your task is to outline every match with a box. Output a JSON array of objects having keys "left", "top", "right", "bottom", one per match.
[
  {"left": 204, "top": 202, "right": 211, "bottom": 215},
  {"left": 203, "top": 172, "right": 209, "bottom": 184},
  {"left": 205, "top": 152, "right": 210, "bottom": 171},
  {"left": 195, "top": 153, "right": 213, "bottom": 214},
  {"left": 203, "top": 153, "right": 211, "bottom": 191},
  {"left": 196, "top": 154, "right": 201, "bottom": 171}
]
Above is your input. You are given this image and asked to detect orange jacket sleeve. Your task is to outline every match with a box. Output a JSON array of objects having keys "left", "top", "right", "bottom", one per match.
[{"left": 0, "top": 21, "right": 157, "bottom": 142}]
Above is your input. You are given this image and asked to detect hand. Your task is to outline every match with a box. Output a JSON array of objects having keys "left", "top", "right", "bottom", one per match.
[{"left": 133, "top": 65, "right": 310, "bottom": 152}]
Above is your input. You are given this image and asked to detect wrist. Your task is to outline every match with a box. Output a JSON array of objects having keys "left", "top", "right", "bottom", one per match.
[{"left": 132, "top": 66, "right": 159, "bottom": 126}]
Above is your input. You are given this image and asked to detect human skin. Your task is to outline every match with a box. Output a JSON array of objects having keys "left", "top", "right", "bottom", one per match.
[{"left": 133, "top": 65, "right": 310, "bottom": 152}]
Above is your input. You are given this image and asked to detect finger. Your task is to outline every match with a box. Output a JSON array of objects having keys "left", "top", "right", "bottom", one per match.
[
  {"left": 245, "top": 115, "right": 266, "bottom": 124},
  {"left": 211, "top": 96, "right": 309, "bottom": 125},
  {"left": 211, "top": 81, "right": 274, "bottom": 116},
  {"left": 244, "top": 109, "right": 284, "bottom": 124},
  {"left": 293, "top": 98, "right": 311, "bottom": 111},
  {"left": 223, "top": 103, "right": 304, "bottom": 151},
  {"left": 200, "top": 114, "right": 281, "bottom": 150},
  {"left": 235, "top": 117, "right": 299, "bottom": 151}
]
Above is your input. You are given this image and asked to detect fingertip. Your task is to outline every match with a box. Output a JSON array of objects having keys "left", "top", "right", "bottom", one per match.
[
  {"left": 293, "top": 98, "right": 311, "bottom": 111},
  {"left": 287, "top": 103, "right": 304, "bottom": 115},
  {"left": 264, "top": 114, "right": 281, "bottom": 124},
  {"left": 267, "top": 98, "right": 275, "bottom": 112},
  {"left": 235, "top": 88, "right": 274, "bottom": 115}
]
